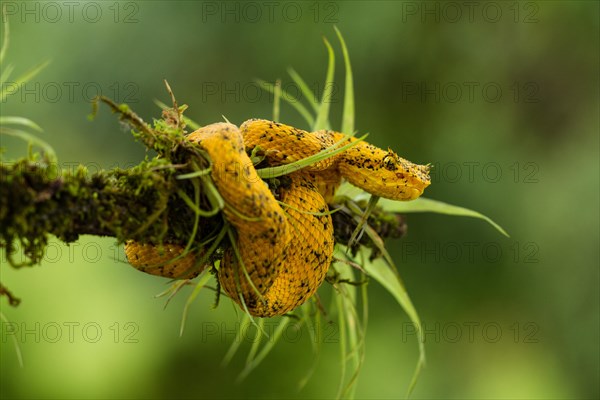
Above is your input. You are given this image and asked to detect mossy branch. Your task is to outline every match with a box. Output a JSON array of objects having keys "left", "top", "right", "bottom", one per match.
[
  {"left": 0, "top": 156, "right": 219, "bottom": 267},
  {"left": 0, "top": 98, "right": 407, "bottom": 300}
]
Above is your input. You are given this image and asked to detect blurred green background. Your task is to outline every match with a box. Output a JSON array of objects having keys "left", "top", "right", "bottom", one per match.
[{"left": 1, "top": 1, "right": 598, "bottom": 398}]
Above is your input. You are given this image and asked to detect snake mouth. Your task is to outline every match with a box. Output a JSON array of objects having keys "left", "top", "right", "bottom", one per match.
[
  {"left": 404, "top": 174, "right": 431, "bottom": 200},
  {"left": 404, "top": 186, "right": 425, "bottom": 200}
]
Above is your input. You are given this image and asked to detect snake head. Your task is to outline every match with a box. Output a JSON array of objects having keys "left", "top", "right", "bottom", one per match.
[
  {"left": 380, "top": 148, "right": 431, "bottom": 200},
  {"left": 340, "top": 144, "right": 431, "bottom": 201}
]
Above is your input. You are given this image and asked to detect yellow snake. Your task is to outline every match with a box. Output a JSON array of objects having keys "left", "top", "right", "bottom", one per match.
[{"left": 125, "top": 119, "right": 430, "bottom": 317}]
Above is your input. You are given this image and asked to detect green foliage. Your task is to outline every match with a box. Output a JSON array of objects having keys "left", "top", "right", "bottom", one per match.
[
  {"left": 0, "top": 13, "right": 53, "bottom": 162},
  {"left": 238, "top": 30, "right": 508, "bottom": 398}
]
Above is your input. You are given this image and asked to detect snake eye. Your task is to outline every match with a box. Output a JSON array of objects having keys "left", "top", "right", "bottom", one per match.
[{"left": 382, "top": 150, "right": 397, "bottom": 171}]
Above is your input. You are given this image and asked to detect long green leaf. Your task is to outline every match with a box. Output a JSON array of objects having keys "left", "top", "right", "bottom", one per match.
[
  {"left": 0, "top": 63, "right": 14, "bottom": 83},
  {"left": 179, "top": 270, "right": 213, "bottom": 336},
  {"left": 0, "top": 311, "right": 23, "bottom": 367},
  {"left": 245, "top": 318, "right": 264, "bottom": 366},
  {"left": 257, "top": 133, "right": 365, "bottom": 180},
  {"left": 0, "top": 127, "right": 56, "bottom": 161},
  {"left": 363, "top": 255, "right": 426, "bottom": 397},
  {"left": 347, "top": 195, "right": 380, "bottom": 251},
  {"left": 313, "top": 38, "right": 335, "bottom": 131},
  {"left": 297, "top": 302, "right": 322, "bottom": 390},
  {"left": 272, "top": 79, "right": 281, "bottom": 122},
  {"left": 335, "top": 289, "right": 348, "bottom": 398},
  {"left": 0, "top": 116, "right": 43, "bottom": 132},
  {"left": 334, "top": 27, "right": 355, "bottom": 136},
  {"left": 0, "top": 6, "right": 9, "bottom": 66},
  {"left": 1, "top": 60, "right": 51, "bottom": 102},
  {"left": 376, "top": 197, "right": 509, "bottom": 237},
  {"left": 334, "top": 262, "right": 366, "bottom": 399},
  {"left": 237, "top": 317, "right": 290, "bottom": 382},
  {"left": 222, "top": 314, "right": 252, "bottom": 366},
  {"left": 287, "top": 67, "right": 320, "bottom": 112},
  {"left": 255, "top": 79, "right": 315, "bottom": 127}
]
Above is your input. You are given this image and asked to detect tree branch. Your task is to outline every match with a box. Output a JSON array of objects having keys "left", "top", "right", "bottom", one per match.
[{"left": 0, "top": 99, "right": 407, "bottom": 303}]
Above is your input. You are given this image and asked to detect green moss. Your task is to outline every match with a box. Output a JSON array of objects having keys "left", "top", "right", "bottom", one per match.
[{"left": 0, "top": 98, "right": 219, "bottom": 268}]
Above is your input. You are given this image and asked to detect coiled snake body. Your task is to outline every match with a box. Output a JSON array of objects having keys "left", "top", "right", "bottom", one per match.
[{"left": 125, "top": 119, "right": 430, "bottom": 317}]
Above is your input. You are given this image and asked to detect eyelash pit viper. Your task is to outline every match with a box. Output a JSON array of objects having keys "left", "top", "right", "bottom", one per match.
[{"left": 125, "top": 119, "right": 430, "bottom": 317}]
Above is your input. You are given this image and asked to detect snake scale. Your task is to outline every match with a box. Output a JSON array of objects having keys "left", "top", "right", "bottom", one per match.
[{"left": 125, "top": 119, "right": 430, "bottom": 317}]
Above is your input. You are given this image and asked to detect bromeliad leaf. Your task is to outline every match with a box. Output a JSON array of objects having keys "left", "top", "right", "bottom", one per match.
[
  {"left": 377, "top": 196, "right": 509, "bottom": 237},
  {"left": 362, "top": 254, "right": 426, "bottom": 397},
  {"left": 313, "top": 37, "right": 335, "bottom": 131}
]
